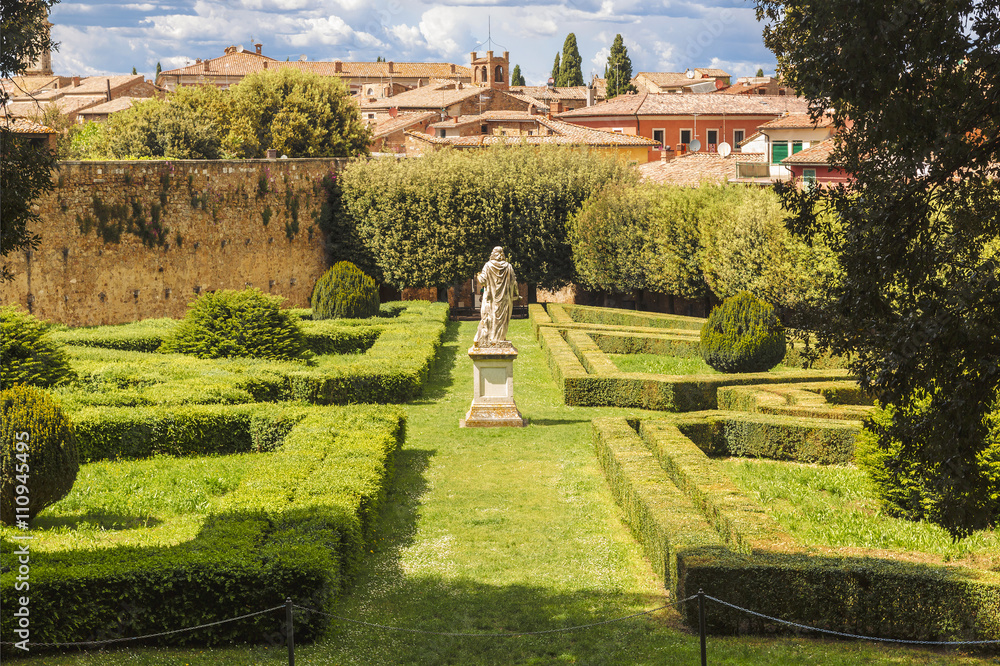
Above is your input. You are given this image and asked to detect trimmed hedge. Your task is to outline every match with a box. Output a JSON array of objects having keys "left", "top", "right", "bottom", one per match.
[
  {"left": 717, "top": 382, "right": 873, "bottom": 422},
  {"left": 590, "top": 417, "right": 1000, "bottom": 640},
  {"left": 700, "top": 292, "right": 786, "bottom": 374},
  {"left": 52, "top": 302, "right": 448, "bottom": 410},
  {"left": 311, "top": 261, "right": 380, "bottom": 320},
  {"left": 0, "top": 306, "right": 76, "bottom": 388},
  {"left": 0, "top": 405, "right": 404, "bottom": 651},
  {"left": 557, "top": 303, "right": 705, "bottom": 331}
]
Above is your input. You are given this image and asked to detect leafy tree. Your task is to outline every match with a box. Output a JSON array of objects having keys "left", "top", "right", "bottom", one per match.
[
  {"left": 338, "top": 145, "right": 636, "bottom": 291},
  {"left": 551, "top": 53, "right": 560, "bottom": 82},
  {"left": 756, "top": 67, "right": 764, "bottom": 77},
  {"left": 0, "top": 0, "right": 59, "bottom": 282},
  {"left": 155, "top": 61, "right": 161, "bottom": 78},
  {"left": 131, "top": 66, "right": 137, "bottom": 75},
  {"left": 568, "top": 185, "right": 647, "bottom": 294},
  {"left": 511, "top": 64, "right": 526, "bottom": 87},
  {"left": 756, "top": 0, "right": 1000, "bottom": 537},
  {"left": 605, "top": 34, "right": 637, "bottom": 97},
  {"left": 102, "top": 97, "right": 221, "bottom": 159},
  {"left": 223, "top": 68, "right": 370, "bottom": 158},
  {"left": 558, "top": 33, "right": 584, "bottom": 87}
]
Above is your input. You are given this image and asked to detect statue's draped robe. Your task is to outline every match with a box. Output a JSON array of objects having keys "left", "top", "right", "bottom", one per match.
[{"left": 474, "top": 258, "right": 516, "bottom": 346}]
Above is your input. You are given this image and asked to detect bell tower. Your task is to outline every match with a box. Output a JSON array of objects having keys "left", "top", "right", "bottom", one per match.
[{"left": 469, "top": 50, "right": 509, "bottom": 91}]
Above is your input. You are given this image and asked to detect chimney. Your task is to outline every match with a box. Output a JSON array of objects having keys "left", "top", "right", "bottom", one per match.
[
  {"left": 450, "top": 63, "right": 456, "bottom": 74},
  {"left": 72, "top": 76, "right": 80, "bottom": 87},
  {"left": 546, "top": 77, "right": 555, "bottom": 89},
  {"left": 660, "top": 149, "right": 668, "bottom": 163},
  {"left": 551, "top": 99, "right": 563, "bottom": 114},
  {"left": 387, "top": 61, "right": 394, "bottom": 73},
  {"left": 255, "top": 43, "right": 262, "bottom": 55},
  {"left": 203, "top": 60, "right": 210, "bottom": 72},
  {"left": 263, "top": 61, "right": 268, "bottom": 69},
  {"left": 453, "top": 115, "right": 459, "bottom": 123},
  {"left": 196, "top": 58, "right": 202, "bottom": 64},
  {"left": 586, "top": 83, "right": 595, "bottom": 107},
  {"left": 334, "top": 60, "right": 343, "bottom": 73}
]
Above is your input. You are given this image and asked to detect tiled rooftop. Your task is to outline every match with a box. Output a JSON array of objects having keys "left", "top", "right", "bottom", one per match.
[
  {"left": 4, "top": 118, "right": 58, "bottom": 134},
  {"left": 427, "top": 110, "right": 541, "bottom": 130},
  {"left": 509, "top": 85, "right": 592, "bottom": 101},
  {"left": 373, "top": 111, "right": 439, "bottom": 138},
  {"left": 410, "top": 116, "right": 658, "bottom": 148},
  {"left": 360, "top": 84, "right": 494, "bottom": 110},
  {"left": 638, "top": 152, "right": 767, "bottom": 186},
  {"left": 782, "top": 138, "right": 836, "bottom": 165},
  {"left": 758, "top": 112, "right": 834, "bottom": 129},
  {"left": 78, "top": 96, "right": 141, "bottom": 115},
  {"left": 556, "top": 92, "right": 809, "bottom": 118},
  {"left": 161, "top": 53, "right": 471, "bottom": 81}
]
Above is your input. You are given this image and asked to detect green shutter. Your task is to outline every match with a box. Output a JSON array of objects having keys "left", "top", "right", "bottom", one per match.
[
  {"left": 771, "top": 141, "right": 789, "bottom": 164},
  {"left": 792, "top": 141, "right": 803, "bottom": 153}
]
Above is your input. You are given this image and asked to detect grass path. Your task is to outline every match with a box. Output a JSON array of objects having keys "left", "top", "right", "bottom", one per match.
[{"left": 18, "top": 320, "right": 991, "bottom": 665}]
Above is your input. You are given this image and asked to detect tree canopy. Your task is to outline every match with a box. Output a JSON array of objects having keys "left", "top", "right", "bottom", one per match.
[
  {"left": 756, "top": 0, "right": 1000, "bottom": 537},
  {"left": 557, "top": 34, "right": 584, "bottom": 87},
  {"left": 605, "top": 34, "right": 637, "bottom": 97},
  {"left": 1, "top": 0, "right": 59, "bottom": 282},
  {"left": 511, "top": 64, "right": 526, "bottom": 87},
  {"left": 551, "top": 53, "right": 560, "bottom": 82}
]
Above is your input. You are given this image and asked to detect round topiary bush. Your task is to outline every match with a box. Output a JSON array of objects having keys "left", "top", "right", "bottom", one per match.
[
  {"left": 159, "top": 288, "right": 310, "bottom": 361},
  {"left": 311, "top": 261, "right": 380, "bottom": 320},
  {"left": 1, "top": 385, "right": 79, "bottom": 525},
  {"left": 700, "top": 291, "right": 786, "bottom": 373},
  {"left": 1, "top": 306, "right": 76, "bottom": 389}
]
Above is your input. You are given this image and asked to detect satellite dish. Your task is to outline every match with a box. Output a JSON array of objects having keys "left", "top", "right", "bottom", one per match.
[
  {"left": 688, "top": 138, "right": 702, "bottom": 152},
  {"left": 236, "top": 45, "right": 245, "bottom": 53},
  {"left": 299, "top": 54, "right": 307, "bottom": 62},
  {"left": 685, "top": 69, "right": 695, "bottom": 79},
  {"left": 718, "top": 141, "right": 732, "bottom": 157}
]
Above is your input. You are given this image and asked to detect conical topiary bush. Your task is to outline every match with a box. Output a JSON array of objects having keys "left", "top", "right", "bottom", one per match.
[
  {"left": 700, "top": 291, "right": 786, "bottom": 373},
  {"left": 311, "top": 261, "right": 380, "bottom": 319}
]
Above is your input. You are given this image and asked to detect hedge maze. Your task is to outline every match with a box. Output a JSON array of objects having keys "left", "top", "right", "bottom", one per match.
[
  {"left": 0, "top": 301, "right": 450, "bottom": 652},
  {"left": 534, "top": 303, "right": 1000, "bottom": 642}
]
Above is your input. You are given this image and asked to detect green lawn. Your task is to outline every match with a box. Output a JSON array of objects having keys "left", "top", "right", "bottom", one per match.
[
  {"left": 12, "top": 319, "right": 994, "bottom": 665},
  {"left": 0, "top": 453, "right": 256, "bottom": 552},
  {"left": 608, "top": 353, "right": 797, "bottom": 375},
  {"left": 718, "top": 457, "right": 1000, "bottom": 568}
]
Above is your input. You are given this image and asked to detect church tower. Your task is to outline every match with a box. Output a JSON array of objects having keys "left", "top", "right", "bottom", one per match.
[
  {"left": 24, "top": 16, "right": 54, "bottom": 76},
  {"left": 469, "top": 50, "right": 509, "bottom": 91}
]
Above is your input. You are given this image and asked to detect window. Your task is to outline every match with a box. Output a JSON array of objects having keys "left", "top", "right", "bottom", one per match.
[
  {"left": 733, "top": 129, "right": 745, "bottom": 148},
  {"left": 792, "top": 141, "right": 803, "bottom": 154},
  {"left": 803, "top": 168, "right": 817, "bottom": 188},
  {"left": 706, "top": 129, "right": 719, "bottom": 149},
  {"left": 680, "top": 128, "right": 692, "bottom": 145},
  {"left": 612, "top": 127, "right": 624, "bottom": 134},
  {"left": 771, "top": 141, "right": 789, "bottom": 164},
  {"left": 481, "top": 124, "right": 488, "bottom": 134},
  {"left": 652, "top": 128, "right": 665, "bottom": 147},
  {"left": 495, "top": 65, "right": 503, "bottom": 81},
  {"left": 437, "top": 129, "right": 446, "bottom": 138}
]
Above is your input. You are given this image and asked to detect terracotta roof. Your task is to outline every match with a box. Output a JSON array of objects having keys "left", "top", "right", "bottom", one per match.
[
  {"left": 556, "top": 92, "right": 809, "bottom": 119},
  {"left": 160, "top": 53, "right": 471, "bottom": 82},
  {"left": 503, "top": 91, "right": 548, "bottom": 110},
  {"left": 758, "top": 112, "right": 834, "bottom": 129},
  {"left": 78, "top": 96, "right": 140, "bottom": 116},
  {"left": 372, "top": 111, "right": 438, "bottom": 138},
  {"left": 360, "top": 84, "right": 493, "bottom": 110},
  {"left": 427, "top": 110, "right": 540, "bottom": 130},
  {"left": 64, "top": 75, "right": 144, "bottom": 95},
  {"left": 738, "top": 130, "right": 764, "bottom": 148},
  {"left": 4, "top": 118, "right": 58, "bottom": 134},
  {"left": 638, "top": 152, "right": 766, "bottom": 186},
  {"left": 635, "top": 72, "right": 698, "bottom": 88},
  {"left": 694, "top": 68, "right": 731, "bottom": 78},
  {"left": 782, "top": 138, "right": 836, "bottom": 165},
  {"left": 410, "top": 117, "right": 658, "bottom": 148},
  {"left": 1, "top": 76, "right": 63, "bottom": 96},
  {"left": 509, "top": 85, "right": 591, "bottom": 101}
]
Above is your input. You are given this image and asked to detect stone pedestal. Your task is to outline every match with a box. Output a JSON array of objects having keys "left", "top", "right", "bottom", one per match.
[{"left": 460, "top": 342, "right": 527, "bottom": 428}]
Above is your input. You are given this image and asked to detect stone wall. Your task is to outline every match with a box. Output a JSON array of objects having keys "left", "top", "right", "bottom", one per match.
[{"left": 1, "top": 157, "right": 347, "bottom": 326}]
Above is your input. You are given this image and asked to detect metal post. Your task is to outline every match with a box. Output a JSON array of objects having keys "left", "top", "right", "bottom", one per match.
[
  {"left": 698, "top": 588, "right": 707, "bottom": 666},
  {"left": 286, "top": 597, "right": 294, "bottom": 666}
]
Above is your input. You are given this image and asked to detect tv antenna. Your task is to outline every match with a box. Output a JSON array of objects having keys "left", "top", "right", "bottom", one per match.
[{"left": 473, "top": 16, "right": 508, "bottom": 52}]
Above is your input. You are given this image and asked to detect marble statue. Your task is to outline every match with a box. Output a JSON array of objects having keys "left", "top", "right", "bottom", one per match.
[{"left": 474, "top": 246, "right": 518, "bottom": 347}]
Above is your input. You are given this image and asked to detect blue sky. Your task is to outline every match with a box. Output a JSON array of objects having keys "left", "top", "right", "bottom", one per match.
[{"left": 48, "top": 0, "right": 777, "bottom": 85}]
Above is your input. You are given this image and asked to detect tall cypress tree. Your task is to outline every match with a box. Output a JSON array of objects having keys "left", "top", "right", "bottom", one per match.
[
  {"left": 551, "top": 53, "right": 560, "bottom": 82},
  {"left": 511, "top": 64, "right": 526, "bottom": 86},
  {"left": 558, "top": 33, "right": 584, "bottom": 87},
  {"left": 605, "top": 34, "right": 636, "bottom": 97}
]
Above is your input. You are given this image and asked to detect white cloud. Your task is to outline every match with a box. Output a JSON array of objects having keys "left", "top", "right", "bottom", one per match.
[
  {"left": 390, "top": 24, "right": 425, "bottom": 49},
  {"left": 417, "top": 7, "right": 467, "bottom": 57},
  {"left": 591, "top": 46, "right": 609, "bottom": 71},
  {"left": 653, "top": 40, "right": 676, "bottom": 71}
]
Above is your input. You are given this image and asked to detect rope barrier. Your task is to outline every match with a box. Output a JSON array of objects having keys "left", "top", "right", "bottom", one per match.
[
  {"left": 292, "top": 595, "right": 699, "bottom": 638},
  {"left": 702, "top": 595, "right": 1000, "bottom": 646},
  {"left": 0, "top": 605, "right": 285, "bottom": 648}
]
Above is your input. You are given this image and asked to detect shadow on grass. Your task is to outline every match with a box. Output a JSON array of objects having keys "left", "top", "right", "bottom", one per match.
[
  {"left": 31, "top": 512, "right": 164, "bottom": 531},
  {"left": 412, "top": 320, "right": 462, "bottom": 403},
  {"left": 527, "top": 418, "right": 593, "bottom": 426}
]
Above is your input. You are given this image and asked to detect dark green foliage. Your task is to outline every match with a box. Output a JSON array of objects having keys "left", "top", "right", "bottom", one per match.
[
  {"left": 339, "top": 145, "right": 636, "bottom": 290},
  {"left": 315, "top": 171, "right": 378, "bottom": 278},
  {"left": 756, "top": 0, "right": 1000, "bottom": 538},
  {"left": 856, "top": 398, "right": 1000, "bottom": 528},
  {"left": 0, "top": 130, "right": 55, "bottom": 282},
  {"left": 568, "top": 185, "right": 647, "bottom": 294},
  {"left": 605, "top": 34, "right": 637, "bottom": 97},
  {"left": 76, "top": 194, "right": 170, "bottom": 247},
  {"left": 160, "top": 288, "right": 310, "bottom": 362},
  {"left": 591, "top": 417, "right": 1000, "bottom": 641},
  {"left": 701, "top": 292, "right": 786, "bottom": 373},
  {"left": 551, "top": 53, "right": 560, "bottom": 81},
  {"left": 557, "top": 33, "right": 584, "bottom": 87},
  {"left": 0, "top": 306, "right": 76, "bottom": 388},
  {"left": 0, "top": 405, "right": 404, "bottom": 650},
  {"left": 1, "top": 385, "right": 79, "bottom": 524},
  {"left": 311, "top": 261, "right": 380, "bottom": 320},
  {"left": 103, "top": 97, "right": 222, "bottom": 159},
  {"left": 510, "top": 64, "right": 526, "bottom": 86}
]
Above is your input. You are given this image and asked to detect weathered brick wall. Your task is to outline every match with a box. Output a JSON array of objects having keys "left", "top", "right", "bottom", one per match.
[{"left": 1, "top": 157, "right": 348, "bottom": 326}]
